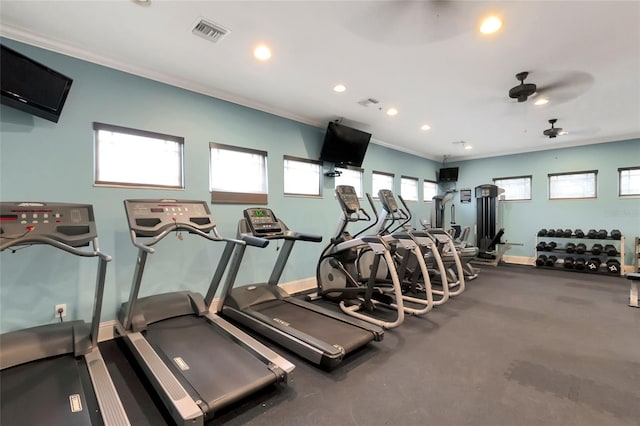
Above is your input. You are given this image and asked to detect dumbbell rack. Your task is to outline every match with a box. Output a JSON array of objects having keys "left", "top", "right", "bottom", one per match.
[
  {"left": 534, "top": 232, "right": 625, "bottom": 276},
  {"left": 635, "top": 237, "right": 639, "bottom": 272}
]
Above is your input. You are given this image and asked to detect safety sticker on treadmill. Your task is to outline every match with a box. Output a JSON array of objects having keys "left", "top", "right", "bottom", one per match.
[
  {"left": 273, "top": 317, "right": 290, "bottom": 327},
  {"left": 173, "top": 356, "right": 190, "bottom": 371},
  {"left": 69, "top": 394, "right": 83, "bottom": 413}
]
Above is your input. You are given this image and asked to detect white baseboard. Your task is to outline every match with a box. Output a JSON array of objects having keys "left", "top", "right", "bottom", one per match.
[{"left": 502, "top": 255, "right": 534, "bottom": 266}]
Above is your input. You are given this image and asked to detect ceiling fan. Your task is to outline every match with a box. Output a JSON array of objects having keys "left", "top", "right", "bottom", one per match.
[
  {"left": 509, "top": 71, "right": 594, "bottom": 104},
  {"left": 543, "top": 119, "right": 564, "bottom": 138}
]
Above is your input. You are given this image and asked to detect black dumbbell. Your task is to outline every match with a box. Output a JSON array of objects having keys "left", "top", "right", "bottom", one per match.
[
  {"left": 591, "top": 243, "right": 603, "bottom": 255},
  {"left": 610, "top": 229, "right": 622, "bottom": 240},
  {"left": 604, "top": 244, "right": 617, "bottom": 256},
  {"left": 545, "top": 256, "right": 558, "bottom": 267},
  {"left": 562, "top": 229, "right": 573, "bottom": 237},
  {"left": 606, "top": 259, "right": 621, "bottom": 274},
  {"left": 574, "top": 258, "right": 586, "bottom": 270},
  {"left": 547, "top": 229, "right": 556, "bottom": 237},
  {"left": 587, "top": 229, "right": 598, "bottom": 239},
  {"left": 537, "top": 229, "right": 548, "bottom": 237},
  {"left": 566, "top": 242, "right": 576, "bottom": 253},
  {"left": 545, "top": 242, "right": 557, "bottom": 251},
  {"left": 597, "top": 229, "right": 608, "bottom": 239},
  {"left": 586, "top": 258, "right": 601, "bottom": 272},
  {"left": 574, "top": 229, "right": 585, "bottom": 238},
  {"left": 564, "top": 256, "right": 575, "bottom": 269},
  {"left": 536, "top": 241, "right": 547, "bottom": 251},
  {"left": 536, "top": 255, "right": 547, "bottom": 266},
  {"left": 576, "top": 243, "right": 587, "bottom": 254}
]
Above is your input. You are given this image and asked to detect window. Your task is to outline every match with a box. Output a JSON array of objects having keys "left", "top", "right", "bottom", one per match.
[
  {"left": 619, "top": 167, "right": 640, "bottom": 196},
  {"left": 423, "top": 180, "right": 437, "bottom": 202},
  {"left": 548, "top": 170, "right": 597, "bottom": 199},
  {"left": 493, "top": 175, "right": 532, "bottom": 201},
  {"left": 372, "top": 171, "right": 394, "bottom": 198},
  {"left": 210, "top": 143, "right": 268, "bottom": 203},
  {"left": 400, "top": 176, "right": 418, "bottom": 201},
  {"left": 94, "top": 122, "right": 184, "bottom": 189},
  {"left": 335, "top": 167, "right": 363, "bottom": 197},
  {"left": 283, "top": 156, "right": 322, "bottom": 196}
]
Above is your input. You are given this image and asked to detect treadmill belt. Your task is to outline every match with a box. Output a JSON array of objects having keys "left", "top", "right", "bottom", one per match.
[
  {"left": 255, "top": 300, "right": 373, "bottom": 354},
  {"left": 1, "top": 355, "right": 94, "bottom": 426},
  {"left": 145, "top": 315, "right": 276, "bottom": 413}
]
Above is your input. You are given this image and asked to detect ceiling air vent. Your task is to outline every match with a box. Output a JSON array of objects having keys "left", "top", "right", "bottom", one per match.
[{"left": 192, "top": 18, "right": 230, "bottom": 43}]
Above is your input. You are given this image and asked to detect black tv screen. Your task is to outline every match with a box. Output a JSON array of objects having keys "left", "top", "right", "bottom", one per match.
[
  {"left": 1, "top": 44, "right": 73, "bottom": 123},
  {"left": 438, "top": 167, "right": 459, "bottom": 182},
  {"left": 319, "top": 122, "right": 371, "bottom": 167}
]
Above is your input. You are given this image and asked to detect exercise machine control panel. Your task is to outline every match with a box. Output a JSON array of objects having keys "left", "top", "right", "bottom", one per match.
[
  {"left": 124, "top": 199, "right": 214, "bottom": 237},
  {"left": 0, "top": 202, "right": 96, "bottom": 247},
  {"left": 243, "top": 208, "right": 283, "bottom": 235},
  {"left": 336, "top": 185, "right": 361, "bottom": 215},
  {"left": 378, "top": 189, "right": 399, "bottom": 213}
]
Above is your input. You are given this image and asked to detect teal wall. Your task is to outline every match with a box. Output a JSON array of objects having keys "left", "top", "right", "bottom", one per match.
[
  {"left": 445, "top": 140, "right": 640, "bottom": 260},
  {"left": 0, "top": 39, "right": 440, "bottom": 332},
  {"left": 1, "top": 39, "right": 638, "bottom": 333}
]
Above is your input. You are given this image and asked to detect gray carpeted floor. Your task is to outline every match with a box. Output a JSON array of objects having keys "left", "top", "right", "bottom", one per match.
[{"left": 210, "top": 264, "right": 640, "bottom": 426}]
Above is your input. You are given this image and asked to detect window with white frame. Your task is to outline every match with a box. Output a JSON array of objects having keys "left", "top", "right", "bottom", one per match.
[
  {"left": 493, "top": 175, "right": 532, "bottom": 201},
  {"left": 400, "top": 176, "right": 419, "bottom": 201},
  {"left": 210, "top": 143, "right": 268, "bottom": 203},
  {"left": 334, "top": 167, "right": 363, "bottom": 197},
  {"left": 548, "top": 170, "right": 597, "bottom": 199},
  {"left": 94, "top": 122, "right": 184, "bottom": 189},
  {"left": 423, "top": 180, "right": 437, "bottom": 202},
  {"left": 372, "top": 171, "right": 394, "bottom": 198},
  {"left": 619, "top": 167, "right": 640, "bottom": 196},
  {"left": 283, "top": 156, "right": 322, "bottom": 196}
]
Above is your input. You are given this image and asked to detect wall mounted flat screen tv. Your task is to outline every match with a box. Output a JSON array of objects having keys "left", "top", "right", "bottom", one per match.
[
  {"left": 1, "top": 44, "right": 73, "bottom": 123},
  {"left": 319, "top": 122, "right": 371, "bottom": 167},
  {"left": 438, "top": 167, "right": 459, "bottom": 183}
]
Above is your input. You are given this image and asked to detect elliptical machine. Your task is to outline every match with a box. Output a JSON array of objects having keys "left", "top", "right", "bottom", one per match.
[{"left": 315, "top": 185, "right": 406, "bottom": 329}]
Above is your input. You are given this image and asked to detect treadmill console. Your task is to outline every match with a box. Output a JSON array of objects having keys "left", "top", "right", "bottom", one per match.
[
  {"left": 124, "top": 199, "right": 214, "bottom": 237},
  {"left": 0, "top": 202, "right": 96, "bottom": 247},
  {"left": 336, "top": 185, "right": 361, "bottom": 215},
  {"left": 243, "top": 208, "right": 283, "bottom": 236},
  {"left": 377, "top": 189, "right": 399, "bottom": 213}
]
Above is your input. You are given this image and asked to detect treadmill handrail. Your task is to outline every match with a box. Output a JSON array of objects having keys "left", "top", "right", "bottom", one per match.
[
  {"left": 0, "top": 234, "right": 111, "bottom": 261},
  {"left": 130, "top": 221, "right": 252, "bottom": 248}
]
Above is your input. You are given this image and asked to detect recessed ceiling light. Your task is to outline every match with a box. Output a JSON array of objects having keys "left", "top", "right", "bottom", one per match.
[
  {"left": 534, "top": 98, "right": 549, "bottom": 106},
  {"left": 386, "top": 107, "right": 398, "bottom": 116},
  {"left": 421, "top": 124, "right": 431, "bottom": 131},
  {"left": 333, "top": 84, "right": 346, "bottom": 93},
  {"left": 480, "top": 16, "right": 502, "bottom": 34},
  {"left": 464, "top": 144, "right": 473, "bottom": 150},
  {"left": 254, "top": 44, "right": 272, "bottom": 61}
]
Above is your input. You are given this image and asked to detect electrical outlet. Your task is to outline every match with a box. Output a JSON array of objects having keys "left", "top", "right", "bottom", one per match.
[{"left": 54, "top": 304, "right": 67, "bottom": 319}]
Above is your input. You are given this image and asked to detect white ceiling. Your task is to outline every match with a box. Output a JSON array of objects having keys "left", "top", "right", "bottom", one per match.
[{"left": 1, "top": 1, "right": 639, "bottom": 161}]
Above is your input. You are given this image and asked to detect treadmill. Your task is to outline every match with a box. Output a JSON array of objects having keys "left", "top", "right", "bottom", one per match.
[
  {"left": 221, "top": 207, "right": 384, "bottom": 369},
  {"left": 117, "top": 199, "right": 294, "bottom": 426},
  {"left": 0, "top": 201, "right": 130, "bottom": 425}
]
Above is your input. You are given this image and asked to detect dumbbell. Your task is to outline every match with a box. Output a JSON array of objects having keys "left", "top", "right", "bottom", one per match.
[
  {"left": 591, "top": 243, "right": 603, "bottom": 255},
  {"left": 604, "top": 244, "right": 617, "bottom": 256},
  {"left": 574, "top": 258, "right": 586, "bottom": 270},
  {"left": 537, "top": 229, "right": 548, "bottom": 237},
  {"left": 545, "top": 256, "right": 558, "bottom": 267},
  {"left": 536, "top": 255, "right": 548, "bottom": 266},
  {"left": 547, "top": 229, "right": 557, "bottom": 237},
  {"left": 597, "top": 229, "right": 608, "bottom": 239},
  {"left": 536, "top": 241, "right": 547, "bottom": 251},
  {"left": 566, "top": 242, "right": 576, "bottom": 253},
  {"left": 563, "top": 256, "right": 575, "bottom": 269},
  {"left": 586, "top": 258, "right": 601, "bottom": 272},
  {"left": 562, "top": 229, "right": 573, "bottom": 237},
  {"left": 587, "top": 229, "right": 598, "bottom": 239},
  {"left": 610, "top": 229, "right": 622, "bottom": 240},
  {"left": 545, "top": 242, "right": 557, "bottom": 251},
  {"left": 606, "top": 259, "right": 621, "bottom": 274},
  {"left": 574, "top": 229, "right": 585, "bottom": 238},
  {"left": 575, "top": 243, "right": 587, "bottom": 254}
]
